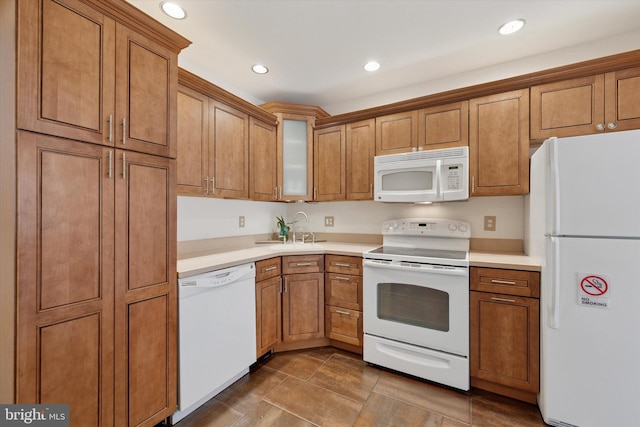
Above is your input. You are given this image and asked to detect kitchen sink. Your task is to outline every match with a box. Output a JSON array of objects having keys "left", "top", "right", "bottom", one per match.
[{"left": 268, "top": 243, "right": 325, "bottom": 250}]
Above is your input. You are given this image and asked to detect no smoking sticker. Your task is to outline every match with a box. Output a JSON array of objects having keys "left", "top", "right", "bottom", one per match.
[{"left": 578, "top": 274, "right": 610, "bottom": 309}]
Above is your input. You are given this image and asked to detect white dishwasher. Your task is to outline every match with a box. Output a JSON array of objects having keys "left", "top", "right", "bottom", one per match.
[{"left": 172, "top": 262, "right": 256, "bottom": 424}]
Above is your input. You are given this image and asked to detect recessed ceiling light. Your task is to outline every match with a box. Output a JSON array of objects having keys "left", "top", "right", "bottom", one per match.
[
  {"left": 498, "top": 19, "right": 525, "bottom": 35},
  {"left": 252, "top": 64, "right": 269, "bottom": 74},
  {"left": 364, "top": 61, "right": 381, "bottom": 72},
  {"left": 160, "top": 1, "right": 186, "bottom": 20}
]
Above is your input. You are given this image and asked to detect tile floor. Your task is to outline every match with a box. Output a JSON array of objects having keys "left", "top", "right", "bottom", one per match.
[{"left": 173, "top": 347, "right": 547, "bottom": 427}]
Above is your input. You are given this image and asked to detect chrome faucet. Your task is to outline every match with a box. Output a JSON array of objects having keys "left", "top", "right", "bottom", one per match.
[{"left": 292, "top": 211, "right": 309, "bottom": 243}]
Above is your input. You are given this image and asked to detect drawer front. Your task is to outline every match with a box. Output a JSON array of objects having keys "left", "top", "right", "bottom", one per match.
[
  {"left": 282, "top": 255, "right": 324, "bottom": 274},
  {"left": 256, "top": 257, "right": 281, "bottom": 282},
  {"left": 325, "top": 255, "right": 362, "bottom": 275},
  {"left": 471, "top": 267, "right": 540, "bottom": 298},
  {"left": 325, "top": 306, "right": 362, "bottom": 347},
  {"left": 325, "top": 273, "right": 362, "bottom": 311}
]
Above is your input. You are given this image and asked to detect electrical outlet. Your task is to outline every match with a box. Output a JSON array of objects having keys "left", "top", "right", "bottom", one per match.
[
  {"left": 484, "top": 216, "right": 496, "bottom": 231},
  {"left": 324, "top": 216, "right": 334, "bottom": 227},
  {"left": 239, "top": 216, "right": 245, "bottom": 228}
]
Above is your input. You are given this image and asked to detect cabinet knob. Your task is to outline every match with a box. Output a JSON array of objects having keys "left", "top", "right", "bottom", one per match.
[
  {"left": 596, "top": 123, "right": 605, "bottom": 131},
  {"left": 607, "top": 122, "right": 617, "bottom": 130}
]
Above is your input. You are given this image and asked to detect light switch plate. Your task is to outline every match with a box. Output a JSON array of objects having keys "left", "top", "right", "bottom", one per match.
[
  {"left": 324, "top": 216, "right": 334, "bottom": 227},
  {"left": 239, "top": 216, "right": 245, "bottom": 228}
]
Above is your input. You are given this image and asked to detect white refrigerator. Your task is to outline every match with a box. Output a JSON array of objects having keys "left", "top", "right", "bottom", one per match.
[{"left": 526, "top": 130, "right": 640, "bottom": 427}]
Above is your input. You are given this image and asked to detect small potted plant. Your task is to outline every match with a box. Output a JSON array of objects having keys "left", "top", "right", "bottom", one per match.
[{"left": 276, "top": 216, "right": 289, "bottom": 240}]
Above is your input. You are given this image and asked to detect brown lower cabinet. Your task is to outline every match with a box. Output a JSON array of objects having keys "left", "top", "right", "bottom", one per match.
[
  {"left": 16, "top": 131, "right": 177, "bottom": 426},
  {"left": 324, "top": 255, "right": 363, "bottom": 353},
  {"left": 256, "top": 255, "right": 328, "bottom": 356},
  {"left": 255, "top": 258, "right": 282, "bottom": 358},
  {"left": 470, "top": 267, "right": 540, "bottom": 403}
]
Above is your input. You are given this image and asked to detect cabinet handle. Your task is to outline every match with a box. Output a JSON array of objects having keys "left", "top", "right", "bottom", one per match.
[
  {"left": 335, "top": 263, "right": 352, "bottom": 268},
  {"left": 596, "top": 123, "right": 605, "bottom": 131},
  {"left": 122, "top": 118, "right": 126, "bottom": 144},
  {"left": 295, "top": 262, "right": 312, "bottom": 266},
  {"left": 108, "top": 150, "right": 113, "bottom": 178},
  {"left": 211, "top": 177, "right": 215, "bottom": 194},
  {"left": 314, "top": 187, "right": 317, "bottom": 200},
  {"left": 608, "top": 122, "right": 617, "bottom": 130},
  {"left": 279, "top": 187, "right": 282, "bottom": 200},
  {"left": 336, "top": 310, "right": 351, "bottom": 316},
  {"left": 108, "top": 114, "right": 113, "bottom": 142},
  {"left": 263, "top": 266, "right": 277, "bottom": 272},
  {"left": 204, "top": 177, "right": 209, "bottom": 194},
  {"left": 491, "top": 297, "right": 516, "bottom": 303},
  {"left": 273, "top": 187, "right": 277, "bottom": 199},
  {"left": 334, "top": 276, "right": 350, "bottom": 281},
  {"left": 370, "top": 183, "right": 373, "bottom": 197},
  {"left": 471, "top": 176, "right": 475, "bottom": 193},
  {"left": 121, "top": 152, "right": 126, "bottom": 179},
  {"left": 279, "top": 277, "right": 282, "bottom": 293},
  {"left": 491, "top": 279, "right": 517, "bottom": 285}
]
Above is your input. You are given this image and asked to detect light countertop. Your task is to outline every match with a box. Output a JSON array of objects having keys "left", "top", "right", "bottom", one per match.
[{"left": 177, "top": 242, "right": 540, "bottom": 278}]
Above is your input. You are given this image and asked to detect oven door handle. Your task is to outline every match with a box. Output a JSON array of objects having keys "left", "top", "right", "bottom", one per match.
[{"left": 363, "top": 259, "right": 468, "bottom": 276}]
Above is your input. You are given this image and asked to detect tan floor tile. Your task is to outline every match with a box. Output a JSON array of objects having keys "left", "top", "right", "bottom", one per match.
[
  {"left": 214, "top": 366, "right": 288, "bottom": 413},
  {"left": 265, "top": 376, "right": 363, "bottom": 427},
  {"left": 308, "top": 353, "right": 381, "bottom": 402},
  {"left": 354, "top": 392, "right": 468, "bottom": 427},
  {"left": 174, "top": 399, "right": 242, "bottom": 427},
  {"left": 300, "top": 346, "right": 343, "bottom": 361},
  {"left": 232, "top": 401, "right": 316, "bottom": 427},
  {"left": 471, "top": 391, "right": 546, "bottom": 427},
  {"left": 373, "top": 370, "right": 471, "bottom": 424},
  {"left": 262, "top": 351, "right": 326, "bottom": 380}
]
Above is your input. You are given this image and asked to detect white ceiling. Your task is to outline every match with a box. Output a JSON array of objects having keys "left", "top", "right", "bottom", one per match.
[{"left": 128, "top": 0, "right": 640, "bottom": 114}]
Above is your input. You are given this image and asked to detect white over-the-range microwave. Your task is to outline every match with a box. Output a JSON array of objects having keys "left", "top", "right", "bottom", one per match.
[{"left": 374, "top": 146, "right": 469, "bottom": 203}]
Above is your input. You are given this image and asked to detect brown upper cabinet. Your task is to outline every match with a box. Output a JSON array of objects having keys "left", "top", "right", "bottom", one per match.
[
  {"left": 177, "top": 69, "right": 277, "bottom": 199},
  {"left": 418, "top": 101, "right": 469, "bottom": 150},
  {"left": 177, "top": 85, "right": 209, "bottom": 196},
  {"left": 530, "top": 67, "right": 640, "bottom": 139},
  {"left": 346, "top": 119, "right": 376, "bottom": 200},
  {"left": 375, "top": 110, "right": 419, "bottom": 155},
  {"left": 249, "top": 117, "right": 279, "bottom": 201},
  {"left": 209, "top": 100, "right": 250, "bottom": 199},
  {"left": 314, "top": 125, "right": 346, "bottom": 201},
  {"left": 469, "top": 89, "right": 530, "bottom": 196},
  {"left": 17, "top": 0, "right": 186, "bottom": 159}
]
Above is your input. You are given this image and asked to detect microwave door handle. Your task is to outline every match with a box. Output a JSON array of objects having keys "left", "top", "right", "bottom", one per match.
[{"left": 435, "top": 159, "right": 442, "bottom": 200}]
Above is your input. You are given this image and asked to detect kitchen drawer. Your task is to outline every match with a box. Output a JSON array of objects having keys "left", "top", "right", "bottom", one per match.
[
  {"left": 471, "top": 267, "right": 540, "bottom": 298},
  {"left": 325, "top": 306, "right": 362, "bottom": 347},
  {"left": 282, "top": 255, "right": 324, "bottom": 274},
  {"left": 325, "top": 273, "right": 362, "bottom": 311},
  {"left": 256, "top": 257, "right": 281, "bottom": 282},
  {"left": 325, "top": 254, "right": 362, "bottom": 275}
]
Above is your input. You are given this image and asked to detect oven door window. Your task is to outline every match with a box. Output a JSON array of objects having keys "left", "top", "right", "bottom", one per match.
[{"left": 377, "top": 282, "right": 449, "bottom": 332}]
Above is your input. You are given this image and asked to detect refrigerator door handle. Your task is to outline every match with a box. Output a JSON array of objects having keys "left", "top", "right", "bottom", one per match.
[
  {"left": 549, "top": 237, "right": 560, "bottom": 329},
  {"left": 548, "top": 138, "right": 561, "bottom": 235}
]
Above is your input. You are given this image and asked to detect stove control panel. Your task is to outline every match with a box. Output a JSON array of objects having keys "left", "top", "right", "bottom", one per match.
[{"left": 381, "top": 218, "right": 471, "bottom": 238}]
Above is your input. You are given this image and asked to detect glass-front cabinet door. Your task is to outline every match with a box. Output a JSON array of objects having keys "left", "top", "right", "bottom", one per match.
[
  {"left": 281, "top": 117, "right": 311, "bottom": 198},
  {"left": 260, "top": 102, "right": 330, "bottom": 202}
]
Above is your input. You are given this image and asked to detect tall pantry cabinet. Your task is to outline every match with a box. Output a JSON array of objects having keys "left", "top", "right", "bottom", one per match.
[{"left": 10, "top": 1, "right": 190, "bottom": 426}]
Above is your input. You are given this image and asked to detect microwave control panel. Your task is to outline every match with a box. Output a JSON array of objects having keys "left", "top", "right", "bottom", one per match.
[{"left": 445, "top": 165, "right": 462, "bottom": 190}]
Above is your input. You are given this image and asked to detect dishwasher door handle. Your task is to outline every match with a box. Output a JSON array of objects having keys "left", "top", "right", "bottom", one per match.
[{"left": 179, "top": 263, "right": 255, "bottom": 288}]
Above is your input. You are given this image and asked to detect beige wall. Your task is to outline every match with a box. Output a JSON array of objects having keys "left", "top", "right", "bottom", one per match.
[{"left": 0, "top": 0, "right": 16, "bottom": 404}]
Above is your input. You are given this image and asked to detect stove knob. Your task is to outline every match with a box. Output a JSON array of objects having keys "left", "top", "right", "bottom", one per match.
[
  {"left": 448, "top": 223, "right": 458, "bottom": 231},
  {"left": 458, "top": 223, "right": 468, "bottom": 233}
]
